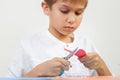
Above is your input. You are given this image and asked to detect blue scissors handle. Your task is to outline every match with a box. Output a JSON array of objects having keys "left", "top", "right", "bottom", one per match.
[
  {"left": 59, "top": 57, "right": 65, "bottom": 76},
  {"left": 59, "top": 70, "right": 64, "bottom": 76}
]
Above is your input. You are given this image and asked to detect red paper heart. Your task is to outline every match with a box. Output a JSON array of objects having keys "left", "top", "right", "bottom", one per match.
[{"left": 75, "top": 49, "right": 86, "bottom": 58}]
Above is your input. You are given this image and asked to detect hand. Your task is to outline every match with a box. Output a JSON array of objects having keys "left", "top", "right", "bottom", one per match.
[
  {"left": 78, "top": 53, "right": 103, "bottom": 70},
  {"left": 24, "top": 57, "right": 70, "bottom": 77},
  {"left": 78, "top": 53, "right": 112, "bottom": 76}
]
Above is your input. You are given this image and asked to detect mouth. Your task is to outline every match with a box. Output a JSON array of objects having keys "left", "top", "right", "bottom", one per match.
[{"left": 65, "top": 26, "right": 74, "bottom": 30}]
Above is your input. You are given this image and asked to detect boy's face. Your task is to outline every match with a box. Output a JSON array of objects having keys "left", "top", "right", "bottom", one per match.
[{"left": 43, "top": 0, "right": 86, "bottom": 36}]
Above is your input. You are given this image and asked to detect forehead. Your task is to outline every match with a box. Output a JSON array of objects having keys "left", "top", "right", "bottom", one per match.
[
  {"left": 56, "top": 0, "right": 86, "bottom": 8},
  {"left": 61, "top": 0, "right": 86, "bottom": 4}
]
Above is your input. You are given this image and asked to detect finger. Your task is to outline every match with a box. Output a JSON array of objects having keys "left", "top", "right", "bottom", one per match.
[
  {"left": 79, "top": 53, "right": 98, "bottom": 63},
  {"left": 83, "top": 62, "right": 94, "bottom": 69},
  {"left": 61, "top": 65, "right": 70, "bottom": 71},
  {"left": 83, "top": 61, "right": 99, "bottom": 70},
  {"left": 80, "top": 57, "right": 93, "bottom": 64},
  {"left": 54, "top": 57, "right": 70, "bottom": 66},
  {"left": 50, "top": 67, "right": 62, "bottom": 76},
  {"left": 59, "top": 60, "right": 70, "bottom": 71},
  {"left": 54, "top": 57, "right": 70, "bottom": 71},
  {"left": 61, "top": 59, "right": 70, "bottom": 66}
]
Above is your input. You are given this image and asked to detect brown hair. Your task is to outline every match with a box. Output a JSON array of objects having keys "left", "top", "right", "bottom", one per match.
[{"left": 44, "top": 0, "right": 88, "bottom": 9}]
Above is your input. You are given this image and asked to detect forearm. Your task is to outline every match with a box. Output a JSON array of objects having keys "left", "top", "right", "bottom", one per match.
[
  {"left": 96, "top": 62, "right": 112, "bottom": 76},
  {"left": 23, "top": 69, "right": 41, "bottom": 77}
]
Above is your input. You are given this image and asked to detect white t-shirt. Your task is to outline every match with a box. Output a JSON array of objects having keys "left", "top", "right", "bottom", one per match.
[{"left": 7, "top": 30, "right": 99, "bottom": 77}]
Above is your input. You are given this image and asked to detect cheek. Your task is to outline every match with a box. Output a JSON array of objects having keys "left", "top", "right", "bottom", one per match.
[
  {"left": 77, "top": 16, "right": 83, "bottom": 25},
  {"left": 53, "top": 14, "right": 66, "bottom": 26},
  {"left": 53, "top": 11, "right": 62, "bottom": 19}
]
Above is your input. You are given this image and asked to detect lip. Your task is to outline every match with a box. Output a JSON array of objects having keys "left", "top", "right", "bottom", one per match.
[{"left": 65, "top": 26, "right": 74, "bottom": 30}]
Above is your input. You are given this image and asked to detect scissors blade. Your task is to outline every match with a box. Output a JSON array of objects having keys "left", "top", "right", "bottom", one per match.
[{"left": 65, "top": 47, "right": 78, "bottom": 60}]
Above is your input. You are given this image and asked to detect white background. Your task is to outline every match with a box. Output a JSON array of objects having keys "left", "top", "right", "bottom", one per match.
[{"left": 0, "top": 0, "right": 120, "bottom": 77}]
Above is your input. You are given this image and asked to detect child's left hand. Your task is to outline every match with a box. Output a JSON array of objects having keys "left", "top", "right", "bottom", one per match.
[
  {"left": 78, "top": 53, "right": 104, "bottom": 70},
  {"left": 78, "top": 53, "right": 112, "bottom": 76}
]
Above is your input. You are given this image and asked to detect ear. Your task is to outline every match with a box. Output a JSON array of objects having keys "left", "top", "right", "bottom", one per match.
[{"left": 41, "top": 2, "right": 50, "bottom": 16}]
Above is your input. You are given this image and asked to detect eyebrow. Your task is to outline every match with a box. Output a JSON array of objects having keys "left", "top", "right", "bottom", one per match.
[
  {"left": 60, "top": 4, "right": 70, "bottom": 8},
  {"left": 60, "top": 4, "right": 85, "bottom": 11},
  {"left": 61, "top": 4, "right": 85, "bottom": 10}
]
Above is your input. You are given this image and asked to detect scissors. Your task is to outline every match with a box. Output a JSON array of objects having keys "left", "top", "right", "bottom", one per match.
[{"left": 59, "top": 47, "right": 78, "bottom": 76}]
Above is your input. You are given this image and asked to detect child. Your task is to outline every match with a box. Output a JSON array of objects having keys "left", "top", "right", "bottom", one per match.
[{"left": 7, "top": 0, "right": 112, "bottom": 77}]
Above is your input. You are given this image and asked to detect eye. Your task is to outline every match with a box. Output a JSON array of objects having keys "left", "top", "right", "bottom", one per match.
[
  {"left": 75, "top": 11, "right": 83, "bottom": 16},
  {"left": 75, "top": 12, "right": 82, "bottom": 16},
  {"left": 60, "top": 10, "right": 69, "bottom": 14},
  {"left": 60, "top": 8, "right": 69, "bottom": 14}
]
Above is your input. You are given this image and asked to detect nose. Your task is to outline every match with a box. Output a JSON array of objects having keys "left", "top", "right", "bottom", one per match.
[{"left": 67, "top": 14, "right": 75, "bottom": 25}]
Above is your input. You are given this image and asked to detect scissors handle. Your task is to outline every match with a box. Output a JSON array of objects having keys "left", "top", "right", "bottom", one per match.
[
  {"left": 59, "top": 57, "right": 65, "bottom": 76},
  {"left": 59, "top": 70, "right": 64, "bottom": 76}
]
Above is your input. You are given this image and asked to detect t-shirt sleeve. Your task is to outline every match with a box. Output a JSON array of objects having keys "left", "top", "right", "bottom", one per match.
[{"left": 7, "top": 45, "right": 24, "bottom": 77}]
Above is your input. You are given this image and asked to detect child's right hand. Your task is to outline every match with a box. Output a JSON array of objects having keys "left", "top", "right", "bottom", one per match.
[{"left": 23, "top": 57, "right": 70, "bottom": 77}]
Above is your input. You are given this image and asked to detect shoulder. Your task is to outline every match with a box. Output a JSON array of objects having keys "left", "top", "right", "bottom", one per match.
[
  {"left": 74, "top": 33, "right": 99, "bottom": 53},
  {"left": 20, "top": 31, "right": 48, "bottom": 49},
  {"left": 75, "top": 33, "right": 94, "bottom": 45}
]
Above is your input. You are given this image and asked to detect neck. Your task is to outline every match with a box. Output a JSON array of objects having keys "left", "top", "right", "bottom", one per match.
[{"left": 48, "top": 28, "right": 74, "bottom": 43}]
